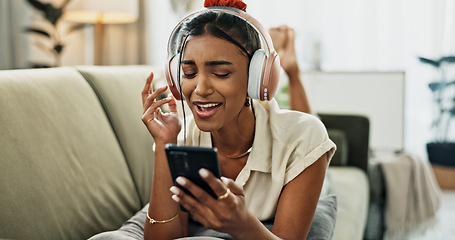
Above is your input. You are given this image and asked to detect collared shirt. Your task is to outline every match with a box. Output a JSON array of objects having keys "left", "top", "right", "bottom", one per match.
[{"left": 178, "top": 99, "right": 336, "bottom": 220}]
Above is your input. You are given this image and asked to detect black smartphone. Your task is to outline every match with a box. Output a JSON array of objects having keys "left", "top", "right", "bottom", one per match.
[{"left": 165, "top": 144, "right": 221, "bottom": 202}]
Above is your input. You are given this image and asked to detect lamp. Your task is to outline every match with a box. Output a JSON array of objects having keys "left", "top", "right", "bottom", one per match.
[{"left": 63, "top": 0, "right": 138, "bottom": 65}]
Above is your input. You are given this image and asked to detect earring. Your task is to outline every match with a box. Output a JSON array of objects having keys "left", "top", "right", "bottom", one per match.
[{"left": 245, "top": 97, "right": 251, "bottom": 107}]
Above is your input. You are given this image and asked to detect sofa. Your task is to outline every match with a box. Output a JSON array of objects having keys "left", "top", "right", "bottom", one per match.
[{"left": 0, "top": 65, "right": 369, "bottom": 239}]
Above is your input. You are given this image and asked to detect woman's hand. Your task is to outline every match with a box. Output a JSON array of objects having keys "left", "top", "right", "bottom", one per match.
[
  {"left": 141, "top": 72, "right": 181, "bottom": 144},
  {"left": 169, "top": 169, "right": 256, "bottom": 239}
]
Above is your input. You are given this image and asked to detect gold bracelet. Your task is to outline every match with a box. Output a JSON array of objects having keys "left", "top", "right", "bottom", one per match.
[{"left": 146, "top": 212, "right": 179, "bottom": 224}]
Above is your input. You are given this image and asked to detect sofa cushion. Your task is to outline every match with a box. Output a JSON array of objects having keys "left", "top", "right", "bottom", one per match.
[
  {"left": 327, "top": 129, "right": 348, "bottom": 166},
  {"left": 76, "top": 65, "right": 159, "bottom": 206},
  {"left": 0, "top": 67, "right": 141, "bottom": 239},
  {"left": 307, "top": 194, "right": 338, "bottom": 240},
  {"left": 329, "top": 167, "right": 369, "bottom": 240}
]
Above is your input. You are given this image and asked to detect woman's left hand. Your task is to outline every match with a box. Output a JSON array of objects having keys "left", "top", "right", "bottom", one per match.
[{"left": 169, "top": 169, "right": 253, "bottom": 236}]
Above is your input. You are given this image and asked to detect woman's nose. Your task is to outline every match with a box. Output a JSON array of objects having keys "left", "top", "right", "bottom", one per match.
[{"left": 194, "top": 74, "right": 214, "bottom": 97}]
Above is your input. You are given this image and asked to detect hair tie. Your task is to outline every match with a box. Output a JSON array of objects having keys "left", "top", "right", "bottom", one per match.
[{"left": 204, "top": 0, "right": 247, "bottom": 11}]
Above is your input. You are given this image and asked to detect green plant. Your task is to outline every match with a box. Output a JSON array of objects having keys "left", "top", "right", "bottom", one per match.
[
  {"left": 24, "top": 0, "right": 86, "bottom": 67},
  {"left": 419, "top": 56, "right": 455, "bottom": 142}
]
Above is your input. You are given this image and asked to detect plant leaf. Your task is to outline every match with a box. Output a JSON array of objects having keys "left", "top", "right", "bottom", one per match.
[
  {"left": 23, "top": 27, "right": 51, "bottom": 38},
  {"left": 26, "top": 0, "right": 47, "bottom": 13},
  {"left": 54, "top": 44, "right": 64, "bottom": 54},
  {"left": 52, "top": 0, "right": 72, "bottom": 24},
  {"left": 440, "top": 56, "right": 455, "bottom": 63},
  {"left": 26, "top": 0, "right": 63, "bottom": 26},
  {"left": 418, "top": 57, "right": 440, "bottom": 68},
  {"left": 45, "top": 5, "right": 63, "bottom": 25},
  {"left": 29, "top": 62, "right": 53, "bottom": 68},
  {"left": 66, "top": 23, "right": 88, "bottom": 34},
  {"left": 429, "top": 82, "right": 447, "bottom": 92},
  {"left": 61, "top": 0, "right": 71, "bottom": 9},
  {"left": 34, "top": 41, "right": 54, "bottom": 55}
]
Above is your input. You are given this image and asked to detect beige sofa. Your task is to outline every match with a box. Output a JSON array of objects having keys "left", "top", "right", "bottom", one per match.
[{"left": 0, "top": 66, "right": 369, "bottom": 239}]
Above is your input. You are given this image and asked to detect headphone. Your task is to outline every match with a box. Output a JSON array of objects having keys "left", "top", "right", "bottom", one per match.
[{"left": 165, "top": 6, "right": 281, "bottom": 101}]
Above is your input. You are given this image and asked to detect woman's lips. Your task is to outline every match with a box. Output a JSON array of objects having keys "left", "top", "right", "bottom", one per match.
[{"left": 193, "top": 102, "right": 222, "bottom": 118}]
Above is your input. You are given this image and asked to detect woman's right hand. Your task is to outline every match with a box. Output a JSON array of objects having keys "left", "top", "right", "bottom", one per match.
[{"left": 141, "top": 72, "right": 181, "bottom": 144}]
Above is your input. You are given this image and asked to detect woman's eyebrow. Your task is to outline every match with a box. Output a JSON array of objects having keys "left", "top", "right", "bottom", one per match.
[
  {"left": 180, "top": 60, "right": 233, "bottom": 66},
  {"left": 181, "top": 60, "right": 195, "bottom": 65},
  {"left": 206, "top": 60, "right": 232, "bottom": 66}
]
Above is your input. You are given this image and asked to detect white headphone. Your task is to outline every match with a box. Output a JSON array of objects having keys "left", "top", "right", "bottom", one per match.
[{"left": 165, "top": 6, "right": 280, "bottom": 101}]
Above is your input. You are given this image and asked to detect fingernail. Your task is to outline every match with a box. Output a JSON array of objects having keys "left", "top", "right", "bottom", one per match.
[
  {"left": 221, "top": 177, "right": 229, "bottom": 184},
  {"left": 170, "top": 186, "right": 180, "bottom": 195},
  {"left": 199, "top": 168, "right": 209, "bottom": 178},
  {"left": 172, "top": 195, "right": 180, "bottom": 202},
  {"left": 176, "top": 177, "right": 186, "bottom": 186}
]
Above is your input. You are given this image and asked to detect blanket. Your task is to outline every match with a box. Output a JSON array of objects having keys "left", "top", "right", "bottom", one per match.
[{"left": 380, "top": 154, "right": 441, "bottom": 240}]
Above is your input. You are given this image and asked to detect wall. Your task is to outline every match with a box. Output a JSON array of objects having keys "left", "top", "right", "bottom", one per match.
[{"left": 247, "top": 0, "right": 451, "bottom": 158}]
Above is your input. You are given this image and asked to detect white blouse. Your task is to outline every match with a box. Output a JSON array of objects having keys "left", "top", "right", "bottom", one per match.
[{"left": 178, "top": 99, "right": 336, "bottom": 220}]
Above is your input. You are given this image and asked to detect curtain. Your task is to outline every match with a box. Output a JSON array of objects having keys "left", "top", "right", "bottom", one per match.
[{"left": 0, "top": 0, "right": 30, "bottom": 70}]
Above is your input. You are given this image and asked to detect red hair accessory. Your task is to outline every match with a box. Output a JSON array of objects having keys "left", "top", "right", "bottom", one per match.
[{"left": 204, "top": 0, "right": 247, "bottom": 11}]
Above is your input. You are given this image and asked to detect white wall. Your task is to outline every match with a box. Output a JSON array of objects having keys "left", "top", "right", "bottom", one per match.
[{"left": 147, "top": 0, "right": 454, "bottom": 159}]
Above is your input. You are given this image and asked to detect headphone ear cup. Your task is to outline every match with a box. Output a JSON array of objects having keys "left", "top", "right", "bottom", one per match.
[
  {"left": 247, "top": 49, "right": 266, "bottom": 100},
  {"left": 165, "top": 53, "right": 182, "bottom": 100}
]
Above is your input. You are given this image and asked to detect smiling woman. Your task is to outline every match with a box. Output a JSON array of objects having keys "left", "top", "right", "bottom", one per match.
[{"left": 90, "top": 1, "right": 336, "bottom": 239}]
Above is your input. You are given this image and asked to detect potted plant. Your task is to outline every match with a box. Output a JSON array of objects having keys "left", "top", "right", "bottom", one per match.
[
  {"left": 24, "top": 0, "right": 86, "bottom": 68},
  {"left": 418, "top": 56, "right": 455, "bottom": 167}
]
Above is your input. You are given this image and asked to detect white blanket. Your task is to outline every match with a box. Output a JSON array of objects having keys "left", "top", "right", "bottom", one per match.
[{"left": 380, "top": 154, "right": 441, "bottom": 240}]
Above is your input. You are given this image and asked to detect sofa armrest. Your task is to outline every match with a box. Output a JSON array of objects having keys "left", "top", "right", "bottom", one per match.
[{"left": 327, "top": 129, "right": 349, "bottom": 166}]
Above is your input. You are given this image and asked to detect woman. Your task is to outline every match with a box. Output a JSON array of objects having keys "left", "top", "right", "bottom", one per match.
[{"left": 140, "top": 1, "right": 335, "bottom": 239}]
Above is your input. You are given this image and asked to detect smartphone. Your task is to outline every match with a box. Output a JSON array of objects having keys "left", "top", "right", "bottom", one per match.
[{"left": 165, "top": 144, "right": 221, "bottom": 202}]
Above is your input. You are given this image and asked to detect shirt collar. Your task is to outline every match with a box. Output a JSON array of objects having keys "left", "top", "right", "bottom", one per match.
[{"left": 238, "top": 99, "right": 273, "bottom": 173}]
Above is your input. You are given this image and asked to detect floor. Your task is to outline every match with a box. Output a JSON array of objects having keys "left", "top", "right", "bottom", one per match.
[{"left": 408, "top": 190, "right": 455, "bottom": 240}]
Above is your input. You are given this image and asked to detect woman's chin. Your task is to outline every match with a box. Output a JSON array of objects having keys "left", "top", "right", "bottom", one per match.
[{"left": 193, "top": 118, "right": 220, "bottom": 132}]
